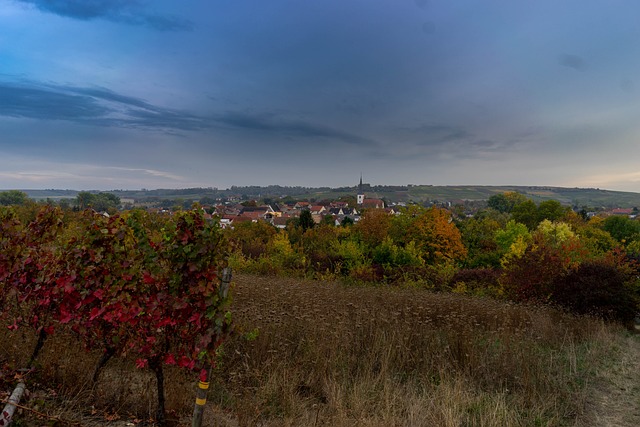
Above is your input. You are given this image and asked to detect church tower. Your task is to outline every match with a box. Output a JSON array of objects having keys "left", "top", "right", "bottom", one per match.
[{"left": 357, "top": 174, "right": 365, "bottom": 205}]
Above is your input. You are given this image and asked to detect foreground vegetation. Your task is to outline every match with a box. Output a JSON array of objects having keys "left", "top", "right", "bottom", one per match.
[
  {"left": 2, "top": 194, "right": 640, "bottom": 425},
  {"left": 1, "top": 274, "right": 638, "bottom": 426}
]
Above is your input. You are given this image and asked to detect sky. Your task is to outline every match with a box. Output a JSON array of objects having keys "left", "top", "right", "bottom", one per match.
[{"left": 1, "top": 0, "right": 640, "bottom": 191}]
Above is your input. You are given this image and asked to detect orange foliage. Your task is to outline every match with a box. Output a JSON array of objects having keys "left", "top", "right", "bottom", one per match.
[
  {"left": 406, "top": 207, "right": 467, "bottom": 264},
  {"left": 356, "top": 209, "right": 391, "bottom": 247}
]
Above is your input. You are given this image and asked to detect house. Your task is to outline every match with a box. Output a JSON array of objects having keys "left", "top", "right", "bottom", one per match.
[
  {"left": 362, "top": 198, "right": 385, "bottom": 209},
  {"left": 310, "top": 205, "right": 326, "bottom": 215},
  {"left": 239, "top": 205, "right": 276, "bottom": 220},
  {"left": 294, "top": 201, "right": 311, "bottom": 210}
]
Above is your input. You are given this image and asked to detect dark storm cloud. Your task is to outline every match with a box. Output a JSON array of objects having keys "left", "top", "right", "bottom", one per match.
[
  {"left": 15, "top": 0, "right": 192, "bottom": 31},
  {"left": 558, "top": 54, "right": 588, "bottom": 71},
  {"left": 0, "top": 81, "right": 206, "bottom": 131},
  {"left": 0, "top": 83, "right": 110, "bottom": 120},
  {"left": 0, "top": 81, "right": 373, "bottom": 145},
  {"left": 215, "top": 112, "right": 375, "bottom": 146}
]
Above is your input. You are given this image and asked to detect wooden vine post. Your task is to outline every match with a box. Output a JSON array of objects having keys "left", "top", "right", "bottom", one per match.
[
  {"left": 0, "top": 382, "right": 26, "bottom": 426},
  {"left": 192, "top": 266, "right": 232, "bottom": 427}
]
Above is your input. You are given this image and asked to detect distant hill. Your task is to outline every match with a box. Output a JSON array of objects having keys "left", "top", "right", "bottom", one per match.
[{"left": 20, "top": 185, "right": 640, "bottom": 209}]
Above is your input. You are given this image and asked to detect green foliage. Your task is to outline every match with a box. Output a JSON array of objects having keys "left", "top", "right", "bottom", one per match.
[
  {"left": 298, "top": 209, "right": 315, "bottom": 232},
  {"left": 602, "top": 215, "right": 640, "bottom": 243},
  {"left": 536, "top": 200, "right": 568, "bottom": 223},
  {"left": 494, "top": 220, "right": 531, "bottom": 254},
  {"left": 511, "top": 199, "right": 538, "bottom": 230},
  {"left": 458, "top": 215, "right": 503, "bottom": 268},
  {"left": 332, "top": 239, "right": 368, "bottom": 275},
  {"left": 371, "top": 237, "right": 423, "bottom": 268},
  {"left": 341, "top": 216, "right": 354, "bottom": 227},
  {"left": 535, "top": 220, "right": 575, "bottom": 248},
  {"left": 267, "top": 231, "right": 305, "bottom": 271},
  {"left": 487, "top": 191, "right": 527, "bottom": 213},
  {"left": 579, "top": 225, "right": 618, "bottom": 255},
  {"left": 449, "top": 268, "right": 502, "bottom": 297},
  {"left": 0, "top": 190, "right": 29, "bottom": 206},
  {"left": 75, "top": 191, "right": 120, "bottom": 213}
]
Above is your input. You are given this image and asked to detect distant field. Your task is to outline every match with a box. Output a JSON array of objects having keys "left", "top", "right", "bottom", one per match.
[{"left": 19, "top": 185, "right": 640, "bottom": 208}]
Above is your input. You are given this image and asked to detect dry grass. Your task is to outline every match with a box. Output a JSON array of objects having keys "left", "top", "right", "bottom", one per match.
[{"left": 0, "top": 273, "right": 632, "bottom": 426}]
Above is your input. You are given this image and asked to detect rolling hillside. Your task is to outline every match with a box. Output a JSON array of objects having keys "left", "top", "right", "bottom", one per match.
[{"left": 20, "top": 185, "right": 640, "bottom": 208}]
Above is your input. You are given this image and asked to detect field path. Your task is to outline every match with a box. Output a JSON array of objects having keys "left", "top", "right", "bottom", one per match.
[{"left": 585, "top": 332, "right": 640, "bottom": 426}]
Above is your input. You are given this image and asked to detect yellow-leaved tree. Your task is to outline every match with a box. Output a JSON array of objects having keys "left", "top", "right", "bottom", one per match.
[{"left": 406, "top": 207, "right": 467, "bottom": 265}]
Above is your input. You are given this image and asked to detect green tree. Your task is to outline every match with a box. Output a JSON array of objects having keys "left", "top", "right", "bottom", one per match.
[
  {"left": 602, "top": 215, "right": 640, "bottom": 243},
  {"left": 458, "top": 215, "right": 503, "bottom": 268},
  {"left": 298, "top": 209, "right": 315, "bottom": 232},
  {"left": 341, "top": 216, "right": 354, "bottom": 227},
  {"left": 76, "top": 191, "right": 95, "bottom": 210},
  {"left": 537, "top": 200, "right": 567, "bottom": 223},
  {"left": 511, "top": 199, "right": 538, "bottom": 230},
  {"left": 487, "top": 192, "right": 527, "bottom": 213},
  {"left": 0, "top": 190, "right": 29, "bottom": 206},
  {"left": 535, "top": 220, "right": 575, "bottom": 248},
  {"left": 495, "top": 220, "right": 531, "bottom": 254},
  {"left": 93, "top": 193, "right": 121, "bottom": 213}
]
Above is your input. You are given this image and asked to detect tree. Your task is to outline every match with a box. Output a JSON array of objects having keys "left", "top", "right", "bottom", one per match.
[
  {"left": 93, "top": 193, "right": 120, "bottom": 213},
  {"left": 535, "top": 220, "right": 575, "bottom": 248},
  {"left": 511, "top": 199, "right": 538, "bottom": 230},
  {"left": 341, "top": 216, "right": 354, "bottom": 227},
  {"left": 298, "top": 209, "right": 315, "bottom": 232},
  {"left": 0, "top": 190, "right": 29, "bottom": 206},
  {"left": 458, "top": 215, "right": 503, "bottom": 267},
  {"left": 537, "top": 200, "right": 567, "bottom": 223},
  {"left": 603, "top": 215, "right": 640, "bottom": 243},
  {"left": 406, "top": 207, "right": 467, "bottom": 264},
  {"left": 76, "top": 191, "right": 95, "bottom": 210},
  {"left": 321, "top": 214, "right": 335, "bottom": 226},
  {"left": 356, "top": 209, "right": 391, "bottom": 247},
  {"left": 227, "top": 220, "right": 276, "bottom": 259},
  {"left": 487, "top": 192, "right": 527, "bottom": 213},
  {"left": 495, "top": 220, "right": 531, "bottom": 259}
]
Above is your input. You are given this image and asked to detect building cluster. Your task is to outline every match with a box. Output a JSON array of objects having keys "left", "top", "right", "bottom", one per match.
[{"left": 207, "top": 177, "right": 396, "bottom": 229}]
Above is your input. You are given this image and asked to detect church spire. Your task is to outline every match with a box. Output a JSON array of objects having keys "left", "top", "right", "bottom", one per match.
[{"left": 357, "top": 174, "right": 365, "bottom": 205}]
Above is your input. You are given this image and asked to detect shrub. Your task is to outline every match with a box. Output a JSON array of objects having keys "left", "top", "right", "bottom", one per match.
[
  {"left": 449, "top": 268, "right": 502, "bottom": 297},
  {"left": 550, "top": 261, "right": 638, "bottom": 324}
]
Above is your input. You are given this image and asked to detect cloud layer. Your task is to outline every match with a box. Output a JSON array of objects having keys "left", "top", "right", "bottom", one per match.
[
  {"left": 2, "top": 1, "right": 640, "bottom": 191},
  {"left": 15, "top": 0, "right": 192, "bottom": 30}
]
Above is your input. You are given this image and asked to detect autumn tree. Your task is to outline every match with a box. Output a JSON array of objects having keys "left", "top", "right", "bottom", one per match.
[
  {"left": 227, "top": 220, "right": 276, "bottom": 259},
  {"left": 356, "top": 209, "right": 391, "bottom": 248},
  {"left": 406, "top": 207, "right": 467, "bottom": 264}
]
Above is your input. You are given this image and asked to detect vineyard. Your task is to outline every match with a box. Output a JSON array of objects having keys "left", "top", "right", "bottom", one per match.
[{"left": 0, "top": 205, "right": 231, "bottom": 425}]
